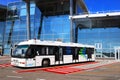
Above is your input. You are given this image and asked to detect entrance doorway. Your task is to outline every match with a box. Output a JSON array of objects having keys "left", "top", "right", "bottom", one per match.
[
  {"left": 115, "top": 47, "right": 120, "bottom": 60},
  {"left": 95, "top": 43, "right": 102, "bottom": 58}
]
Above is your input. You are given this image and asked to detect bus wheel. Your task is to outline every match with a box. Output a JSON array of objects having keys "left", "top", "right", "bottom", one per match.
[{"left": 42, "top": 59, "right": 50, "bottom": 67}]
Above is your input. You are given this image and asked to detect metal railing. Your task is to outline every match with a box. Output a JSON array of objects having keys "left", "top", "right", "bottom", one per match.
[{"left": 78, "top": 10, "right": 120, "bottom": 15}]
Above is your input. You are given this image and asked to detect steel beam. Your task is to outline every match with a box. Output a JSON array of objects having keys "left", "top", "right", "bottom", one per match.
[
  {"left": 77, "top": 0, "right": 88, "bottom": 14},
  {"left": 70, "top": 0, "right": 74, "bottom": 42},
  {"left": 26, "top": 0, "right": 31, "bottom": 40}
]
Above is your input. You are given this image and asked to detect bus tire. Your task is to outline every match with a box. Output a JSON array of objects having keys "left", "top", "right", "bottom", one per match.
[{"left": 42, "top": 59, "right": 50, "bottom": 67}]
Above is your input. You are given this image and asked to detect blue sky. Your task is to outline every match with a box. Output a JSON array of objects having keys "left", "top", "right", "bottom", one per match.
[
  {"left": 85, "top": 0, "right": 120, "bottom": 12},
  {"left": 0, "top": 0, "right": 21, "bottom": 5}
]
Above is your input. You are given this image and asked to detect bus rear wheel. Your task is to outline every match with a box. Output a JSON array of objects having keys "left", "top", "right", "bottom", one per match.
[{"left": 42, "top": 59, "right": 50, "bottom": 67}]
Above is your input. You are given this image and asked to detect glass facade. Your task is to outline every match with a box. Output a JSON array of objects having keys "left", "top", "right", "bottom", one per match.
[
  {"left": 40, "top": 15, "right": 70, "bottom": 41},
  {"left": 78, "top": 28, "right": 120, "bottom": 57},
  {"left": 0, "top": 22, "right": 5, "bottom": 43},
  {"left": 2, "top": 0, "right": 120, "bottom": 58},
  {"left": 0, "top": 22, "right": 5, "bottom": 55},
  {"left": 4, "top": 1, "right": 70, "bottom": 55}
]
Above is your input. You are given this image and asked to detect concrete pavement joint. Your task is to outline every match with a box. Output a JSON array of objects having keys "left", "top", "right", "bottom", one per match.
[{"left": 7, "top": 75, "right": 23, "bottom": 79}]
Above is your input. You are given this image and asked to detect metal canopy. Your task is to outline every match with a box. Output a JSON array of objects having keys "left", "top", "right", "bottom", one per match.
[
  {"left": 23, "top": 0, "right": 88, "bottom": 16},
  {"left": 0, "top": 5, "right": 7, "bottom": 21},
  {"left": 72, "top": 12, "right": 120, "bottom": 28},
  {"left": 36, "top": 0, "right": 70, "bottom": 16}
]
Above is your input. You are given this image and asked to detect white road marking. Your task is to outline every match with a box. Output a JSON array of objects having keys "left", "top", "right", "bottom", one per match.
[
  {"left": 7, "top": 75, "right": 23, "bottom": 79},
  {"left": 12, "top": 71, "right": 17, "bottom": 73},
  {"left": 36, "top": 78, "right": 46, "bottom": 80}
]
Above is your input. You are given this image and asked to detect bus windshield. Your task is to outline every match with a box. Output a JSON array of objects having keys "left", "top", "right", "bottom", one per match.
[{"left": 12, "top": 45, "right": 29, "bottom": 58}]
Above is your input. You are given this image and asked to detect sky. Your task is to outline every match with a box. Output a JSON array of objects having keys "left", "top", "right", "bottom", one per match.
[
  {"left": 84, "top": 0, "right": 120, "bottom": 13},
  {"left": 0, "top": 0, "right": 21, "bottom": 5}
]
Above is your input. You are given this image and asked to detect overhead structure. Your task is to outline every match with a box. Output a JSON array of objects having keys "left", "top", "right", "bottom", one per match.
[
  {"left": 0, "top": 5, "right": 7, "bottom": 21},
  {"left": 22, "top": 0, "right": 120, "bottom": 43},
  {"left": 23, "top": 0, "right": 89, "bottom": 16},
  {"left": 69, "top": 0, "right": 88, "bottom": 42},
  {"left": 26, "top": 0, "right": 31, "bottom": 40},
  {"left": 76, "top": 0, "right": 88, "bottom": 14},
  {"left": 71, "top": 11, "right": 120, "bottom": 43},
  {"left": 22, "top": 0, "right": 31, "bottom": 40},
  {"left": 23, "top": 0, "right": 89, "bottom": 42},
  {"left": 71, "top": 12, "right": 120, "bottom": 29}
]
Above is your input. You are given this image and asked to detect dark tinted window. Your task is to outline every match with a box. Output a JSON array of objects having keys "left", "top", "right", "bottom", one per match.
[
  {"left": 48, "top": 46, "right": 54, "bottom": 55},
  {"left": 63, "top": 47, "right": 74, "bottom": 55}
]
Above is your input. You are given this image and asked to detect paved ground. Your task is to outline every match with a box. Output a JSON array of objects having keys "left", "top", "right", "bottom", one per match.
[{"left": 0, "top": 56, "right": 120, "bottom": 80}]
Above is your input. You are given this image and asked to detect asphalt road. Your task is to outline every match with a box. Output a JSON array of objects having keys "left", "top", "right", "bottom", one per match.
[{"left": 0, "top": 56, "right": 120, "bottom": 80}]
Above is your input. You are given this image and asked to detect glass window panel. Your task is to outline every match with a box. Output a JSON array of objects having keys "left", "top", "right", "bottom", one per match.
[
  {"left": 7, "top": 3, "right": 20, "bottom": 20},
  {"left": 15, "top": 2, "right": 21, "bottom": 9},
  {"left": 20, "top": 20, "right": 26, "bottom": 29},
  {"left": 30, "top": 3, "right": 35, "bottom": 7},
  {"left": 13, "top": 20, "right": 20, "bottom": 29},
  {"left": 21, "top": 2, "right": 26, "bottom": 9},
  {"left": 20, "top": 8, "right": 26, "bottom": 16},
  {"left": 30, "top": 7, "right": 35, "bottom": 15}
]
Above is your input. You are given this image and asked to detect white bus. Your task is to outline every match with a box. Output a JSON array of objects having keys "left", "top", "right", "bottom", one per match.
[{"left": 11, "top": 39, "right": 95, "bottom": 67}]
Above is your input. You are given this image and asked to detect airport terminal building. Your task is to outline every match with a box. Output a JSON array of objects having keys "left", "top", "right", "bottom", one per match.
[{"left": 0, "top": 0, "right": 120, "bottom": 58}]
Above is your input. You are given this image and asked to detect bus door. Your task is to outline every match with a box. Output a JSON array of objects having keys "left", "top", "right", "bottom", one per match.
[
  {"left": 73, "top": 48, "right": 79, "bottom": 61},
  {"left": 54, "top": 47, "right": 63, "bottom": 64},
  {"left": 26, "top": 47, "right": 36, "bottom": 67},
  {"left": 86, "top": 48, "right": 94, "bottom": 61},
  {"left": 59, "top": 48, "right": 63, "bottom": 61}
]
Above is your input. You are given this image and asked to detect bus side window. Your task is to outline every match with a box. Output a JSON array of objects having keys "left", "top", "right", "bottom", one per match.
[
  {"left": 63, "top": 47, "right": 72, "bottom": 55},
  {"left": 41, "top": 47, "right": 46, "bottom": 55},
  {"left": 36, "top": 51, "right": 40, "bottom": 55},
  {"left": 48, "top": 46, "right": 54, "bottom": 55},
  {"left": 34, "top": 46, "right": 41, "bottom": 56},
  {"left": 31, "top": 49, "right": 36, "bottom": 58},
  {"left": 53, "top": 47, "right": 59, "bottom": 55},
  {"left": 26, "top": 49, "right": 31, "bottom": 58},
  {"left": 26, "top": 48, "right": 36, "bottom": 58}
]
